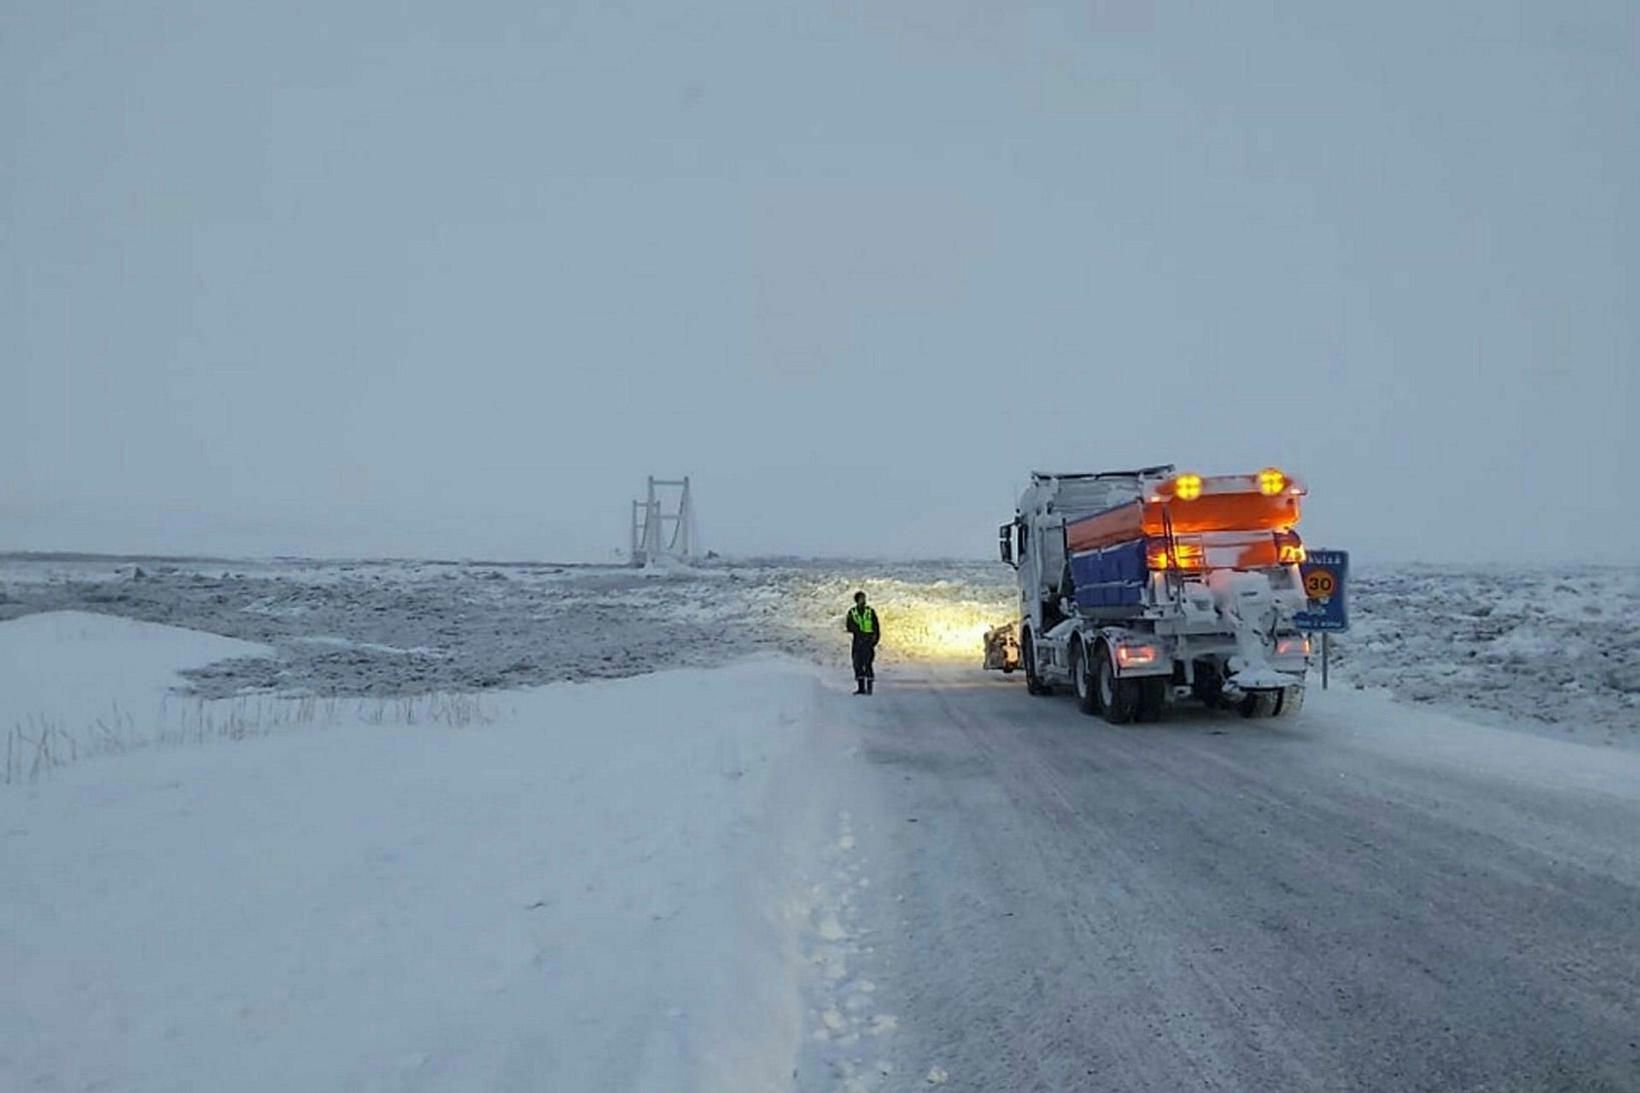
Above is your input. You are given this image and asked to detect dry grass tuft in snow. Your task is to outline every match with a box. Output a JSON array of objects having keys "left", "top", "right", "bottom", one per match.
[{"left": 6, "top": 693, "right": 498, "bottom": 785}]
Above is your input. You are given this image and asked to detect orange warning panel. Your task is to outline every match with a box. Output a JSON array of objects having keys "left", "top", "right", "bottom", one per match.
[
  {"left": 1065, "top": 502, "right": 1146, "bottom": 553},
  {"left": 1067, "top": 491, "right": 1302, "bottom": 554}
]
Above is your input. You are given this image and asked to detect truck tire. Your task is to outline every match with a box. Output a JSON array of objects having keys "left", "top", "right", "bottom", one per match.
[
  {"left": 1023, "top": 629, "right": 1051, "bottom": 696},
  {"left": 1071, "top": 640, "right": 1100, "bottom": 715},
  {"left": 1239, "top": 692, "right": 1279, "bottom": 718},
  {"left": 1273, "top": 686, "right": 1305, "bottom": 718},
  {"left": 1097, "top": 649, "right": 1138, "bottom": 725},
  {"left": 1135, "top": 677, "right": 1167, "bottom": 722}
]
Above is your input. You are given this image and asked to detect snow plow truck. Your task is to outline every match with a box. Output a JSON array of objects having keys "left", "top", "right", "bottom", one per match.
[{"left": 983, "top": 465, "right": 1313, "bottom": 721}]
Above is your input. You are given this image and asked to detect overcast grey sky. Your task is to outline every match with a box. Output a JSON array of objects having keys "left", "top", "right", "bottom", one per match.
[{"left": 5, "top": 1, "right": 1635, "bottom": 563}]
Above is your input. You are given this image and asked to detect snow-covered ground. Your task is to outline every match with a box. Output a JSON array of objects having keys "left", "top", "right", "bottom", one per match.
[
  {"left": 1, "top": 612, "right": 851, "bottom": 1092},
  {"left": 0, "top": 610, "right": 273, "bottom": 776},
  {"left": 4, "top": 556, "right": 1639, "bottom": 1090},
  {"left": 1333, "top": 564, "right": 1640, "bottom": 744}
]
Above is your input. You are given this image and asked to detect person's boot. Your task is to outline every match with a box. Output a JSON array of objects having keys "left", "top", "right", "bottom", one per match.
[
  {"left": 866, "top": 678, "right": 874, "bottom": 695},
  {"left": 854, "top": 679, "right": 866, "bottom": 695}
]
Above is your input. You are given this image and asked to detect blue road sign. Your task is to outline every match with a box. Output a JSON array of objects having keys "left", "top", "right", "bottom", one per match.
[{"left": 1294, "top": 549, "right": 1349, "bottom": 632}]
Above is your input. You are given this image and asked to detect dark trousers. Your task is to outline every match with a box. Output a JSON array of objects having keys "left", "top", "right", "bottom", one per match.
[{"left": 852, "top": 637, "right": 877, "bottom": 681}]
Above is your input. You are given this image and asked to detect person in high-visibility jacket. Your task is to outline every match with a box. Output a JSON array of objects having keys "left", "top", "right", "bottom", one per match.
[{"left": 845, "top": 590, "right": 882, "bottom": 694}]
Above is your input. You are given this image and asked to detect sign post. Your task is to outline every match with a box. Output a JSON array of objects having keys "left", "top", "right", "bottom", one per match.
[{"left": 1293, "top": 549, "right": 1350, "bottom": 689}]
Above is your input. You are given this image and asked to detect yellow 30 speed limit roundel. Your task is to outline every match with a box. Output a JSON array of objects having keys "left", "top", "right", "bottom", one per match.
[{"left": 1304, "top": 570, "right": 1337, "bottom": 600}]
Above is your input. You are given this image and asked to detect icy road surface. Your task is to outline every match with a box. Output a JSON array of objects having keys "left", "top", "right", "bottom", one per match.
[{"left": 801, "top": 668, "right": 1640, "bottom": 1093}]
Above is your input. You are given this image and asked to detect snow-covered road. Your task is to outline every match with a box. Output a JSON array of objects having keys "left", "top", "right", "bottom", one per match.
[{"left": 805, "top": 667, "right": 1640, "bottom": 1092}]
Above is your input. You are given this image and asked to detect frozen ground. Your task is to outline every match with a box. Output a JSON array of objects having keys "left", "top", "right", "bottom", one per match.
[
  {"left": 3, "top": 554, "right": 1636, "bottom": 746},
  {"left": 1334, "top": 564, "right": 1640, "bottom": 743},
  {"left": 0, "top": 556, "right": 739, "bottom": 697},
  {"left": 0, "top": 556, "right": 1010, "bottom": 696},
  {"left": 0, "top": 613, "right": 840, "bottom": 1092},
  {"left": 0, "top": 610, "right": 272, "bottom": 774},
  {"left": 5, "top": 561, "right": 1639, "bottom": 1091}
]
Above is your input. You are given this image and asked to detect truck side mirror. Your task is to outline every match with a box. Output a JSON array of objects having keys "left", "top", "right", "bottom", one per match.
[{"left": 998, "top": 523, "right": 1015, "bottom": 566}]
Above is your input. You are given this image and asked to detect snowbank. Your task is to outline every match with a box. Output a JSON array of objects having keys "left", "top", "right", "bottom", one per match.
[
  {"left": 0, "top": 613, "right": 826, "bottom": 1092},
  {"left": 0, "top": 610, "right": 271, "bottom": 735}
]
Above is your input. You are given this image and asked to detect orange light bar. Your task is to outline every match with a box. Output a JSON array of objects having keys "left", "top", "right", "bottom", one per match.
[{"left": 1067, "top": 476, "right": 1306, "bottom": 554}]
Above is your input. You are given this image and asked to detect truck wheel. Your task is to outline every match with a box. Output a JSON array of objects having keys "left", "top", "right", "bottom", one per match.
[
  {"left": 1097, "top": 650, "right": 1138, "bottom": 725},
  {"left": 1273, "top": 686, "right": 1304, "bottom": 718},
  {"left": 1071, "top": 641, "right": 1099, "bottom": 715},
  {"left": 1239, "top": 692, "right": 1279, "bottom": 719},
  {"left": 1023, "top": 629, "right": 1051, "bottom": 696},
  {"left": 1135, "top": 678, "right": 1167, "bottom": 723}
]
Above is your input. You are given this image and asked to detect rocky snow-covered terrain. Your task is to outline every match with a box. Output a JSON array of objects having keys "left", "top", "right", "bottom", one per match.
[{"left": 3, "top": 555, "right": 1636, "bottom": 746}]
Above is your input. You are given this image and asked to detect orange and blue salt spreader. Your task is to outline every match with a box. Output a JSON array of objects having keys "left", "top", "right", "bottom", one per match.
[{"left": 985, "top": 465, "right": 1314, "bottom": 722}]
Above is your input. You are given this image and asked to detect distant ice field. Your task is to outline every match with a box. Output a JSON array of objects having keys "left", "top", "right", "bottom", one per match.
[{"left": 2, "top": 555, "right": 1636, "bottom": 745}]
